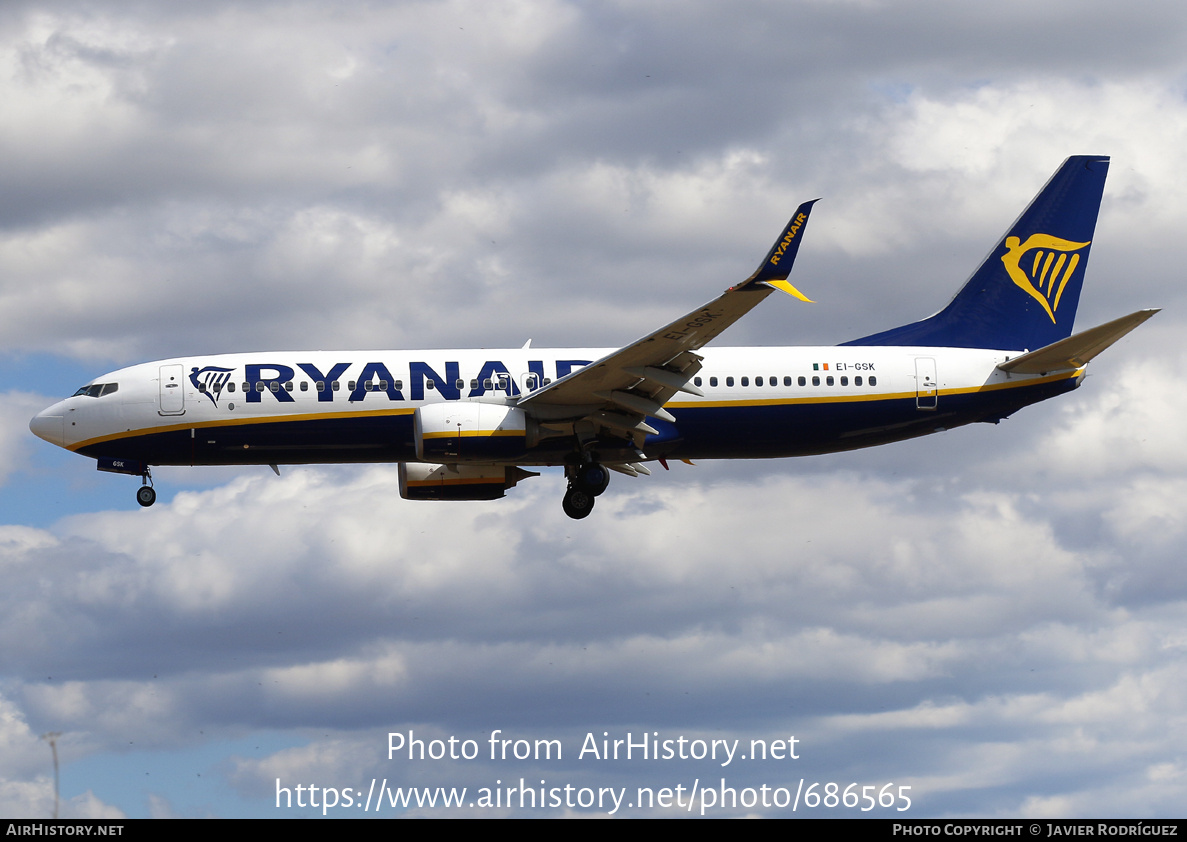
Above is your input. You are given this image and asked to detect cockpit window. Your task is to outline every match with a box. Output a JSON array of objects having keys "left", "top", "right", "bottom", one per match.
[{"left": 72, "top": 383, "right": 118, "bottom": 398}]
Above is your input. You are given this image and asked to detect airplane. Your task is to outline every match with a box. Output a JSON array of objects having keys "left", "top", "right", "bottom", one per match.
[{"left": 29, "top": 155, "right": 1156, "bottom": 519}]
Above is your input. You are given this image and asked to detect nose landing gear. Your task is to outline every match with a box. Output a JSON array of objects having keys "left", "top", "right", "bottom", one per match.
[
  {"left": 136, "top": 469, "right": 156, "bottom": 508},
  {"left": 136, "top": 485, "right": 157, "bottom": 507},
  {"left": 96, "top": 457, "right": 157, "bottom": 508}
]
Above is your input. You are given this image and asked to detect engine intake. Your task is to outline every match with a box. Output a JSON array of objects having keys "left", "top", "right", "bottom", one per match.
[{"left": 414, "top": 403, "right": 533, "bottom": 462}]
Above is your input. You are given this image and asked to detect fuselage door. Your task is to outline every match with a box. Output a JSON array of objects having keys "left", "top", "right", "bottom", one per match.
[
  {"left": 159, "top": 364, "right": 186, "bottom": 416},
  {"left": 915, "top": 357, "right": 937, "bottom": 410}
]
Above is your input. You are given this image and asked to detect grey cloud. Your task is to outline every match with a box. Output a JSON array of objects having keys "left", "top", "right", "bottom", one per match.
[{"left": 0, "top": 2, "right": 1183, "bottom": 358}]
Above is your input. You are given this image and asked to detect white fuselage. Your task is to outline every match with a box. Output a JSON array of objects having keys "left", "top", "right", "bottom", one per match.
[{"left": 30, "top": 345, "right": 1080, "bottom": 466}]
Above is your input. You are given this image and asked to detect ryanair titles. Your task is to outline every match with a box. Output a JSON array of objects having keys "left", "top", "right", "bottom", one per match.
[
  {"left": 768, "top": 211, "right": 808, "bottom": 266},
  {"left": 189, "top": 359, "right": 593, "bottom": 407}
]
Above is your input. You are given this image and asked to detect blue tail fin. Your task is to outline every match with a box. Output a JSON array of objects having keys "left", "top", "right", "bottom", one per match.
[{"left": 842, "top": 155, "right": 1109, "bottom": 350}]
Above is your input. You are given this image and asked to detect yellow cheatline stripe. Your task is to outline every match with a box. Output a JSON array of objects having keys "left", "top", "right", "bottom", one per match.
[
  {"left": 669, "top": 392, "right": 913, "bottom": 409},
  {"left": 67, "top": 406, "right": 417, "bottom": 452},
  {"left": 408, "top": 477, "right": 504, "bottom": 487},
  {"left": 421, "top": 429, "right": 524, "bottom": 439},
  {"left": 70, "top": 369, "right": 1081, "bottom": 451},
  {"left": 939, "top": 368, "right": 1081, "bottom": 396}
]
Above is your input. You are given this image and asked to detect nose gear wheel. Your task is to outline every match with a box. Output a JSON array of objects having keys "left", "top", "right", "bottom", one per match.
[{"left": 136, "top": 468, "right": 156, "bottom": 508}]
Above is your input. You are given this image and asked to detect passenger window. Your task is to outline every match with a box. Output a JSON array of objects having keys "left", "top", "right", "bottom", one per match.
[
  {"left": 741, "top": 376, "right": 749, "bottom": 387},
  {"left": 754, "top": 377, "right": 762, "bottom": 387},
  {"left": 483, "top": 379, "right": 493, "bottom": 389},
  {"left": 784, "top": 376, "right": 791, "bottom": 386},
  {"left": 726, "top": 376, "right": 734, "bottom": 387},
  {"left": 710, "top": 377, "right": 718, "bottom": 387},
  {"left": 855, "top": 376, "right": 862, "bottom": 386},
  {"left": 470, "top": 379, "right": 478, "bottom": 389},
  {"left": 455, "top": 379, "right": 464, "bottom": 390},
  {"left": 812, "top": 376, "right": 820, "bottom": 386},
  {"left": 315, "top": 381, "right": 324, "bottom": 392},
  {"left": 284, "top": 381, "right": 293, "bottom": 391},
  {"left": 348, "top": 381, "right": 356, "bottom": 391},
  {"left": 270, "top": 382, "right": 280, "bottom": 392},
  {"left": 256, "top": 382, "right": 265, "bottom": 392},
  {"left": 869, "top": 376, "right": 877, "bottom": 386},
  {"left": 840, "top": 376, "right": 848, "bottom": 386},
  {"left": 694, "top": 376, "right": 702, "bottom": 387},
  {"left": 300, "top": 381, "right": 308, "bottom": 392},
  {"left": 364, "top": 381, "right": 373, "bottom": 391},
  {"left": 426, "top": 380, "right": 437, "bottom": 390},
  {"left": 826, "top": 376, "right": 834, "bottom": 386},
  {"left": 228, "top": 382, "right": 236, "bottom": 392},
  {"left": 332, "top": 381, "right": 340, "bottom": 391},
  {"left": 798, "top": 376, "right": 806, "bottom": 386}
]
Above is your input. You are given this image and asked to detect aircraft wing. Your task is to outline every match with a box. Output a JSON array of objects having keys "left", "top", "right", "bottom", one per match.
[{"left": 519, "top": 200, "right": 818, "bottom": 440}]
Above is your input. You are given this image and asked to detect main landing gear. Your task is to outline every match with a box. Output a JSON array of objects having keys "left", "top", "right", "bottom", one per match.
[{"left": 562, "top": 461, "right": 610, "bottom": 520}]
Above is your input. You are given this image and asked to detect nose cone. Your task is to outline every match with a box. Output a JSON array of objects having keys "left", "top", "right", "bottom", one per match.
[{"left": 30, "top": 407, "right": 65, "bottom": 447}]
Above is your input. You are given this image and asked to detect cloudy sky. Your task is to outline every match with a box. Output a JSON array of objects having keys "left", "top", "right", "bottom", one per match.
[{"left": 2, "top": 0, "right": 1186, "bottom": 819}]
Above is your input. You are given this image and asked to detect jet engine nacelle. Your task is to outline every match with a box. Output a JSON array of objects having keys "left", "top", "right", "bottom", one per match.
[
  {"left": 398, "top": 462, "right": 538, "bottom": 501},
  {"left": 414, "top": 402, "right": 533, "bottom": 462}
]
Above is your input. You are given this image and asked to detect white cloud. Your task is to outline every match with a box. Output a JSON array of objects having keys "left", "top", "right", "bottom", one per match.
[
  {"left": 0, "top": 459, "right": 1177, "bottom": 815},
  {"left": 1032, "top": 356, "right": 1187, "bottom": 480},
  {"left": 0, "top": 392, "right": 49, "bottom": 487},
  {"left": 0, "top": 691, "right": 124, "bottom": 818}
]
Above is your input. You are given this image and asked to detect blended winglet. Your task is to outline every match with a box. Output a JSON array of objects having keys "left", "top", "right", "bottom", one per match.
[
  {"left": 742, "top": 199, "right": 819, "bottom": 302},
  {"left": 519, "top": 198, "right": 822, "bottom": 420}
]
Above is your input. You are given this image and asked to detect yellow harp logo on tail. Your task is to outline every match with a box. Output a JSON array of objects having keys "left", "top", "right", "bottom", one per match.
[{"left": 1001, "top": 234, "right": 1091, "bottom": 323}]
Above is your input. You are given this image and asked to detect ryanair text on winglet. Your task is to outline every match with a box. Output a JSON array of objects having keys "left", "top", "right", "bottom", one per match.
[{"left": 769, "top": 212, "right": 808, "bottom": 266}]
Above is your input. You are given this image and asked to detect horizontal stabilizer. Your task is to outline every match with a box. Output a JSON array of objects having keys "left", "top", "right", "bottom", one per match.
[{"left": 997, "top": 309, "right": 1159, "bottom": 374}]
